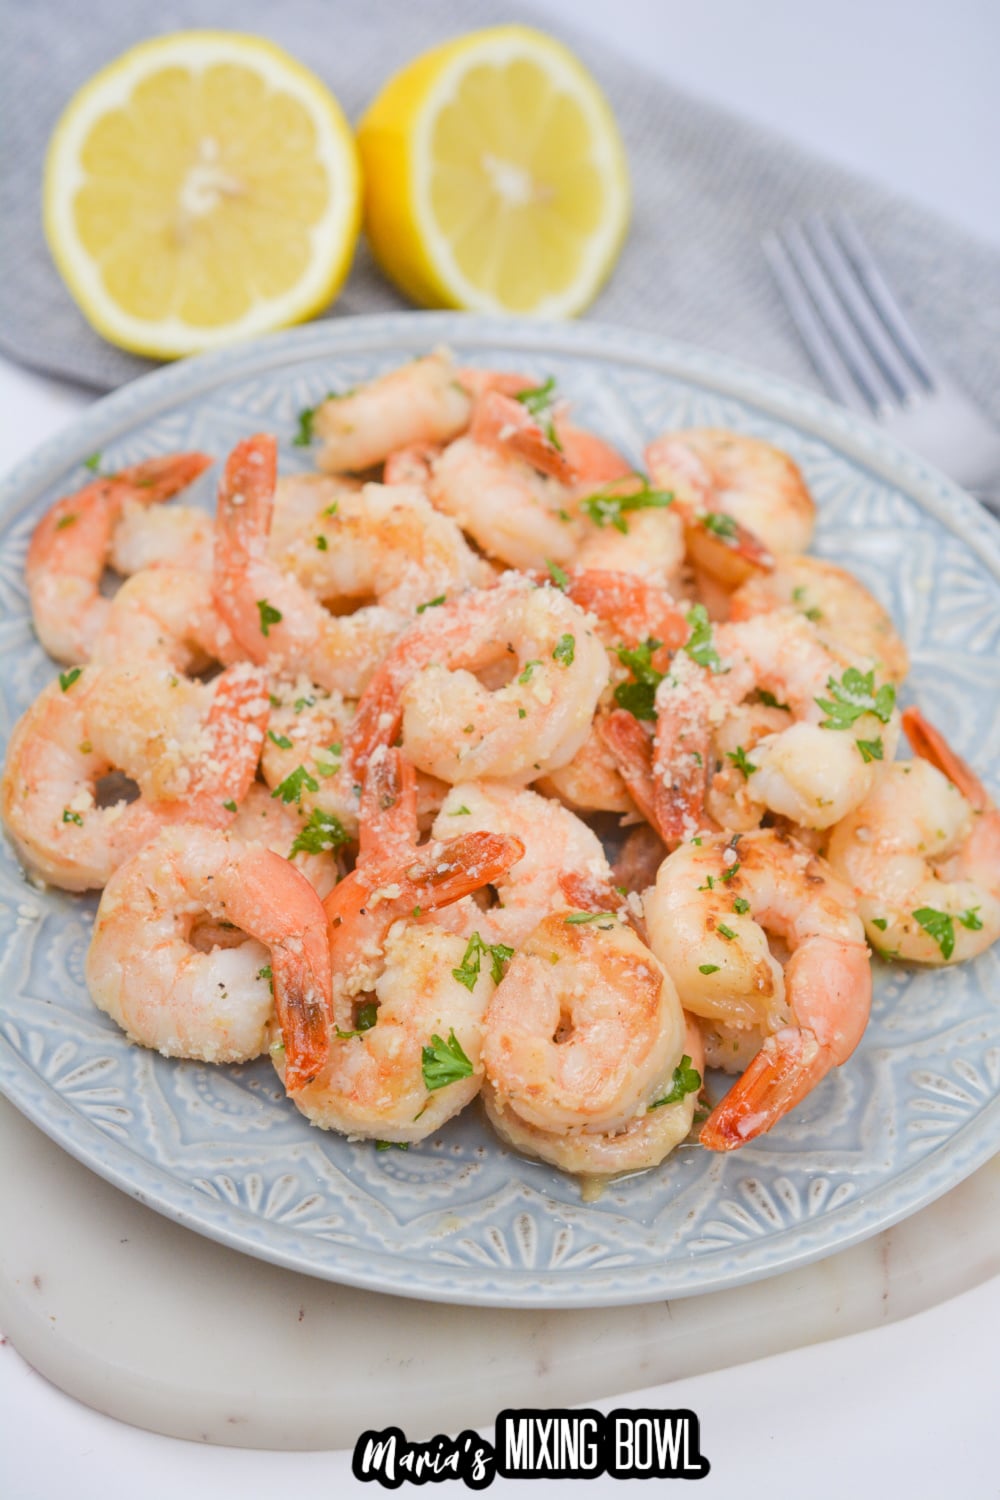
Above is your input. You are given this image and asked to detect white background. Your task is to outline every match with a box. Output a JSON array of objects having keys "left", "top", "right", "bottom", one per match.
[{"left": 2, "top": 1, "right": 998, "bottom": 1496}]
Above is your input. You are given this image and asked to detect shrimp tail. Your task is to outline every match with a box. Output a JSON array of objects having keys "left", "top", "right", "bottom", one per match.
[
  {"left": 598, "top": 710, "right": 661, "bottom": 830},
  {"left": 903, "top": 707, "right": 990, "bottom": 813},
  {"left": 550, "top": 569, "right": 688, "bottom": 652},
  {"left": 273, "top": 933, "right": 333, "bottom": 1093},
  {"left": 471, "top": 390, "right": 576, "bottom": 483},
  {"left": 652, "top": 703, "right": 713, "bottom": 848},
  {"left": 111, "top": 451, "right": 214, "bottom": 503},
  {"left": 186, "top": 664, "right": 270, "bottom": 817},
  {"left": 358, "top": 745, "right": 418, "bottom": 864},
  {"left": 699, "top": 1026, "right": 825, "bottom": 1150},
  {"left": 558, "top": 868, "right": 645, "bottom": 940}
]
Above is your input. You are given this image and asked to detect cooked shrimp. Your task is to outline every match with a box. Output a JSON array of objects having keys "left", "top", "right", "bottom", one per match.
[
  {"left": 226, "top": 783, "right": 341, "bottom": 899},
  {"left": 430, "top": 781, "right": 622, "bottom": 947},
  {"left": 313, "top": 353, "right": 474, "bottom": 473},
  {"left": 826, "top": 708, "right": 1000, "bottom": 964},
  {"left": 383, "top": 444, "right": 442, "bottom": 487},
  {"left": 482, "top": 911, "right": 686, "bottom": 1135},
  {"left": 533, "top": 569, "right": 687, "bottom": 814},
  {"left": 0, "top": 662, "right": 268, "bottom": 891},
  {"left": 346, "top": 574, "right": 609, "bottom": 785},
  {"left": 270, "top": 481, "right": 491, "bottom": 614},
  {"left": 26, "top": 451, "right": 213, "bottom": 663},
  {"left": 212, "top": 434, "right": 399, "bottom": 697},
  {"left": 108, "top": 501, "right": 214, "bottom": 575},
  {"left": 86, "top": 826, "right": 332, "bottom": 1090},
  {"left": 646, "top": 429, "right": 815, "bottom": 557},
  {"left": 430, "top": 435, "right": 581, "bottom": 570},
  {"left": 278, "top": 769, "right": 524, "bottom": 1140},
  {"left": 91, "top": 566, "right": 238, "bottom": 670},
  {"left": 483, "top": 1015, "right": 703, "bottom": 1177},
  {"left": 645, "top": 829, "right": 871, "bottom": 1150},
  {"left": 610, "top": 608, "right": 901, "bottom": 847},
  {"left": 730, "top": 556, "right": 909, "bottom": 685}
]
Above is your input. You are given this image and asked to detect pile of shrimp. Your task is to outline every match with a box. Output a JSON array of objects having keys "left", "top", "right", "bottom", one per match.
[{"left": 4, "top": 350, "right": 997, "bottom": 1184}]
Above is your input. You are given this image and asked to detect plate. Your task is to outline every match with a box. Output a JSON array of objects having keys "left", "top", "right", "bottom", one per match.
[{"left": 1, "top": 313, "right": 998, "bottom": 1308}]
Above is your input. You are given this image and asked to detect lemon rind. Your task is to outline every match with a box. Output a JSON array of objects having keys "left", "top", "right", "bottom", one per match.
[{"left": 44, "top": 30, "right": 362, "bottom": 359}]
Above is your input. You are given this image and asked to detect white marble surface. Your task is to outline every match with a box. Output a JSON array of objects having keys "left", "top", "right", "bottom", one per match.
[{"left": 1, "top": 0, "right": 999, "bottom": 1494}]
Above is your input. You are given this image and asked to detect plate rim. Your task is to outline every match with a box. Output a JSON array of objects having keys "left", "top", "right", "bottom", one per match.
[{"left": 2, "top": 310, "right": 999, "bottom": 1308}]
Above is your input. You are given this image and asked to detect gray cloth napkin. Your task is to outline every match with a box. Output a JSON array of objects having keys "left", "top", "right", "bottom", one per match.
[{"left": 4, "top": 0, "right": 1000, "bottom": 417}]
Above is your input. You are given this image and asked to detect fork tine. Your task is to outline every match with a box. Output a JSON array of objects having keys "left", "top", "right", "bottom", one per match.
[
  {"left": 762, "top": 232, "right": 871, "bottom": 415},
  {"left": 833, "top": 214, "right": 936, "bottom": 390},
  {"left": 778, "top": 224, "right": 898, "bottom": 413},
  {"left": 805, "top": 216, "right": 923, "bottom": 403}
]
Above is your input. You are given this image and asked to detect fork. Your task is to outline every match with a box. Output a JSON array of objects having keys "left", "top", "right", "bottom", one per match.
[{"left": 763, "top": 214, "right": 1000, "bottom": 513}]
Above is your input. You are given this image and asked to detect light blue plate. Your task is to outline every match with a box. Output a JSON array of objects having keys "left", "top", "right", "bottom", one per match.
[{"left": 1, "top": 314, "right": 998, "bottom": 1308}]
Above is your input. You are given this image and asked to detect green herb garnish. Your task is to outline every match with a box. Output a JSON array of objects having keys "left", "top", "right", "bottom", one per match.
[
  {"left": 683, "top": 604, "right": 724, "bottom": 673},
  {"left": 416, "top": 595, "right": 446, "bottom": 614},
  {"left": 650, "top": 1054, "right": 702, "bottom": 1109},
  {"left": 289, "top": 807, "right": 348, "bottom": 854},
  {"left": 815, "top": 667, "right": 895, "bottom": 731},
  {"left": 553, "top": 633, "right": 575, "bottom": 667},
  {"left": 452, "top": 932, "right": 514, "bottom": 992},
  {"left": 726, "top": 745, "right": 756, "bottom": 779},
  {"left": 256, "top": 599, "right": 283, "bottom": 637},
  {"left": 613, "top": 638, "right": 664, "bottom": 721},
  {"left": 59, "top": 667, "right": 82, "bottom": 692},
  {"left": 271, "top": 765, "right": 319, "bottom": 806},
  {"left": 580, "top": 476, "right": 673, "bottom": 534},
  {"left": 421, "top": 1029, "right": 475, "bottom": 1091}
]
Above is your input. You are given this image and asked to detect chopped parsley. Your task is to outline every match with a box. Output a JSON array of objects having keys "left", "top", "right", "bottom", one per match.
[
  {"left": 55, "top": 513, "right": 77, "bottom": 530},
  {"left": 416, "top": 595, "right": 446, "bottom": 614},
  {"left": 733, "top": 896, "right": 751, "bottom": 915},
  {"left": 871, "top": 917, "right": 888, "bottom": 931},
  {"left": 815, "top": 667, "right": 895, "bottom": 731},
  {"left": 271, "top": 765, "right": 319, "bottom": 805},
  {"left": 579, "top": 476, "right": 673, "bottom": 534},
  {"left": 758, "top": 689, "right": 790, "bottom": 711},
  {"left": 313, "top": 745, "right": 342, "bottom": 778},
  {"left": 719, "top": 862, "right": 740, "bottom": 883},
  {"left": 336, "top": 1000, "right": 378, "bottom": 1039},
  {"left": 698, "top": 963, "right": 720, "bottom": 975},
  {"left": 290, "top": 807, "right": 349, "bottom": 855},
  {"left": 421, "top": 1029, "right": 475, "bottom": 1091},
  {"left": 552, "top": 633, "right": 575, "bottom": 667},
  {"left": 650, "top": 1054, "right": 702, "bottom": 1109},
  {"left": 856, "top": 737, "right": 884, "bottom": 763},
  {"left": 315, "top": 535, "right": 328, "bottom": 551},
  {"left": 513, "top": 377, "right": 562, "bottom": 450},
  {"left": 222, "top": 798, "right": 238, "bottom": 813},
  {"left": 912, "top": 905, "right": 983, "bottom": 961},
  {"left": 614, "top": 638, "right": 664, "bottom": 721},
  {"left": 545, "top": 558, "right": 570, "bottom": 590},
  {"left": 564, "top": 911, "right": 616, "bottom": 928},
  {"left": 701, "top": 510, "right": 738, "bottom": 541},
  {"left": 448, "top": 804, "right": 471, "bottom": 816},
  {"left": 683, "top": 604, "right": 724, "bottom": 673},
  {"left": 518, "top": 659, "right": 542, "bottom": 684},
  {"left": 257, "top": 965, "right": 273, "bottom": 992},
  {"left": 59, "top": 667, "right": 82, "bottom": 692},
  {"left": 716, "top": 923, "right": 737, "bottom": 941},
  {"left": 726, "top": 745, "right": 756, "bottom": 779},
  {"left": 452, "top": 932, "right": 514, "bottom": 992},
  {"left": 256, "top": 599, "right": 283, "bottom": 637},
  {"left": 268, "top": 730, "right": 293, "bottom": 750},
  {"left": 293, "top": 695, "right": 316, "bottom": 713},
  {"left": 83, "top": 451, "right": 102, "bottom": 472},
  {"left": 375, "top": 1140, "right": 409, "bottom": 1152},
  {"left": 322, "top": 501, "right": 339, "bottom": 518},
  {"left": 62, "top": 808, "right": 83, "bottom": 826}
]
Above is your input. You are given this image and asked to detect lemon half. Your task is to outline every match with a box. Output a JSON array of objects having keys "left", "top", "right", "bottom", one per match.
[
  {"left": 358, "top": 26, "right": 630, "bottom": 317},
  {"left": 44, "top": 31, "right": 361, "bottom": 358}
]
